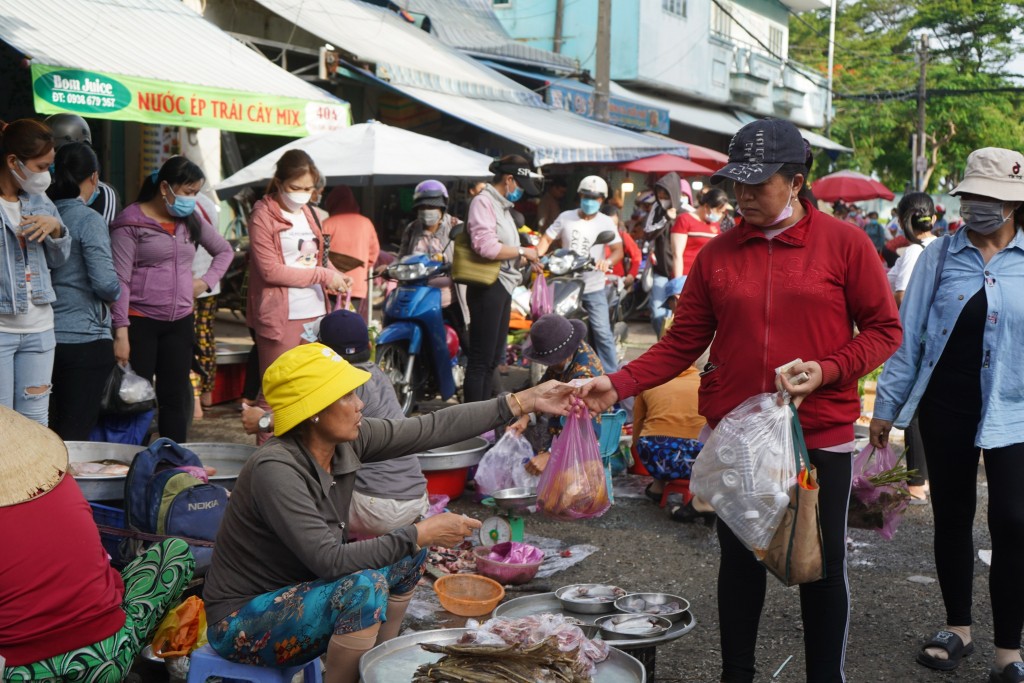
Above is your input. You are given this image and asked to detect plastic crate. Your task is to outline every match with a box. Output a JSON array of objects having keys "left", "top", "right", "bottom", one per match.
[{"left": 90, "top": 502, "right": 126, "bottom": 564}]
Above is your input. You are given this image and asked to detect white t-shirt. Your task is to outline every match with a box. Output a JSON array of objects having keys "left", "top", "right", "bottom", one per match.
[
  {"left": 887, "top": 234, "right": 936, "bottom": 294},
  {"left": 545, "top": 209, "right": 622, "bottom": 293},
  {"left": 0, "top": 198, "right": 53, "bottom": 333},
  {"left": 279, "top": 209, "right": 326, "bottom": 320}
]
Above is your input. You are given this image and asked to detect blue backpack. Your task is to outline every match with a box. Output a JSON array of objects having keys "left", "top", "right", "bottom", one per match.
[{"left": 123, "top": 438, "right": 229, "bottom": 572}]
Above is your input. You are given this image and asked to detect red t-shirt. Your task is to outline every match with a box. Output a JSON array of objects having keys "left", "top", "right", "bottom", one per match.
[
  {"left": 673, "top": 212, "right": 720, "bottom": 275},
  {"left": 0, "top": 477, "right": 126, "bottom": 665}
]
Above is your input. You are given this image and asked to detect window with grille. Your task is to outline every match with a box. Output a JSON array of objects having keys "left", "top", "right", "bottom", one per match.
[
  {"left": 769, "top": 25, "right": 784, "bottom": 56},
  {"left": 711, "top": 2, "right": 731, "bottom": 38},
  {"left": 663, "top": 0, "right": 686, "bottom": 18}
]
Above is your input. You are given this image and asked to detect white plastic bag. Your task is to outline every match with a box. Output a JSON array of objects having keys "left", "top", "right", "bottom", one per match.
[
  {"left": 118, "top": 363, "right": 157, "bottom": 404},
  {"left": 475, "top": 431, "right": 536, "bottom": 496},
  {"left": 690, "top": 393, "right": 797, "bottom": 552}
]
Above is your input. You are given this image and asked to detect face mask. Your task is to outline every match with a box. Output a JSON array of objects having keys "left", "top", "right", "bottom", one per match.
[
  {"left": 419, "top": 209, "right": 442, "bottom": 227},
  {"left": 765, "top": 200, "right": 794, "bottom": 227},
  {"left": 960, "top": 199, "right": 1011, "bottom": 235},
  {"left": 12, "top": 160, "right": 51, "bottom": 195},
  {"left": 281, "top": 191, "right": 312, "bottom": 212},
  {"left": 706, "top": 211, "right": 723, "bottom": 223},
  {"left": 659, "top": 199, "right": 672, "bottom": 210},
  {"left": 87, "top": 187, "right": 100, "bottom": 206},
  {"left": 164, "top": 187, "right": 197, "bottom": 218},
  {"left": 506, "top": 186, "right": 524, "bottom": 202},
  {"left": 580, "top": 198, "right": 601, "bottom": 216}
]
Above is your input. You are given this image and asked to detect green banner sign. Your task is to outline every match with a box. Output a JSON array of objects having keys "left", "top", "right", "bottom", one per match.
[{"left": 32, "top": 65, "right": 350, "bottom": 137}]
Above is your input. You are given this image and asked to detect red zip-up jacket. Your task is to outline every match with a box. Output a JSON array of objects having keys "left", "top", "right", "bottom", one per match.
[{"left": 609, "top": 200, "right": 902, "bottom": 450}]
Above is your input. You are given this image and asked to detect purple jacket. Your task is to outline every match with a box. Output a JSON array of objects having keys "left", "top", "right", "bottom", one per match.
[{"left": 110, "top": 203, "right": 232, "bottom": 328}]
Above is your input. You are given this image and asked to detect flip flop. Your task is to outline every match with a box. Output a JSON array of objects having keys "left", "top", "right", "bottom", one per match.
[
  {"left": 916, "top": 630, "right": 975, "bottom": 671},
  {"left": 643, "top": 484, "right": 662, "bottom": 503},
  {"left": 990, "top": 662, "right": 1024, "bottom": 683}
]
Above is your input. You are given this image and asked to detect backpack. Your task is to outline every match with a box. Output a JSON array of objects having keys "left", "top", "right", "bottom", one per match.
[{"left": 123, "top": 438, "right": 229, "bottom": 573}]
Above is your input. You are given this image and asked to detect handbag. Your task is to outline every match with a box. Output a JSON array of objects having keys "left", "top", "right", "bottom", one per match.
[
  {"left": 452, "top": 230, "right": 500, "bottom": 286},
  {"left": 756, "top": 406, "right": 824, "bottom": 586}
]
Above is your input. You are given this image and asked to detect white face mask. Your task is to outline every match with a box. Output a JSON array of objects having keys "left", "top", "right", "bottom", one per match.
[
  {"left": 281, "top": 190, "right": 312, "bottom": 212},
  {"left": 12, "top": 160, "right": 51, "bottom": 195},
  {"left": 659, "top": 198, "right": 672, "bottom": 210},
  {"left": 419, "top": 209, "right": 442, "bottom": 227},
  {"left": 707, "top": 211, "right": 723, "bottom": 223}
]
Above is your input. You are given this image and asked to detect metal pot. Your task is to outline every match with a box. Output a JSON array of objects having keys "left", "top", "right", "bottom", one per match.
[
  {"left": 416, "top": 437, "right": 489, "bottom": 472},
  {"left": 179, "top": 442, "right": 256, "bottom": 490},
  {"left": 66, "top": 442, "right": 142, "bottom": 502}
]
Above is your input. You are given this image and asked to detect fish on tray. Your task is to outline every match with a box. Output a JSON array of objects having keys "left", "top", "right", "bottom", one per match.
[
  {"left": 601, "top": 615, "right": 666, "bottom": 636},
  {"left": 68, "top": 460, "right": 130, "bottom": 477},
  {"left": 563, "top": 585, "right": 626, "bottom": 602},
  {"left": 617, "top": 596, "right": 683, "bottom": 615}
]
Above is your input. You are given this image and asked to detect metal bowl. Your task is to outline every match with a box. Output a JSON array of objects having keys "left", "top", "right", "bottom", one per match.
[
  {"left": 489, "top": 487, "right": 537, "bottom": 512},
  {"left": 180, "top": 442, "right": 256, "bottom": 491},
  {"left": 66, "top": 441, "right": 143, "bottom": 501},
  {"left": 614, "top": 593, "right": 691, "bottom": 623},
  {"left": 555, "top": 584, "right": 626, "bottom": 614},
  {"left": 595, "top": 614, "right": 672, "bottom": 640},
  {"left": 416, "top": 437, "right": 489, "bottom": 472}
]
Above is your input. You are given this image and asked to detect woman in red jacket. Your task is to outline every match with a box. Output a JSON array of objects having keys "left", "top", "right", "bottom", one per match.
[{"left": 583, "top": 119, "right": 902, "bottom": 683}]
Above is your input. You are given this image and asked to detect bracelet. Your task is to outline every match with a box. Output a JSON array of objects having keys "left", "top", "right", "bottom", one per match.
[{"left": 510, "top": 392, "right": 526, "bottom": 416}]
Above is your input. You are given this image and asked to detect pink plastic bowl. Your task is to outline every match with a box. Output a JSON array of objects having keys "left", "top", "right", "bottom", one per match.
[{"left": 472, "top": 545, "right": 543, "bottom": 585}]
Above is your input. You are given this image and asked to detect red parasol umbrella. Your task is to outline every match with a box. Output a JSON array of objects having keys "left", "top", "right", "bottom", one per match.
[
  {"left": 811, "top": 170, "right": 895, "bottom": 202},
  {"left": 683, "top": 143, "right": 729, "bottom": 170},
  {"left": 617, "top": 154, "right": 717, "bottom": 176}
]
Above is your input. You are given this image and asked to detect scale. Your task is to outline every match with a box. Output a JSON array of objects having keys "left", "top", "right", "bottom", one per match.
[{"left": 478, "top": 487, "right": 536, "bottom": 546}]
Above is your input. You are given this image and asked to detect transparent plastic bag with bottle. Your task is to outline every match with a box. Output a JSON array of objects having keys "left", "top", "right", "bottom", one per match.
[{"left": 690, "top": 392, "right": 798, "bottom": 552}]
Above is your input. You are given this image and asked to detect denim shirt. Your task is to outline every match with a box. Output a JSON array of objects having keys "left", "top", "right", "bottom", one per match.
[
  {"left": 0, "top": 192, "right": 71, "bottom": 315},
  {"left": 874, "top": 228, "right": 1024, "bottom": 448}
]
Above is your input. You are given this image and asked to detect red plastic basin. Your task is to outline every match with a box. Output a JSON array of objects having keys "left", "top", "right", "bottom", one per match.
[{"left": 424, "top": 467, "right": 469, "bottom": 501}]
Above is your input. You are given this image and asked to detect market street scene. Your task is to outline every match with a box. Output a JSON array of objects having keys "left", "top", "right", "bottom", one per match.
[{"left": 2, "top": 0, "right": 1023, "bottom": 682}]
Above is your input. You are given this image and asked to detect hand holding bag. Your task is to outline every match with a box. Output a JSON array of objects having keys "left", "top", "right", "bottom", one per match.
[
  {"left": 756, "top": 406, "right": 824, "bottom": 586},
  {"left": 536, "top": 409, "right": 611, "bottom": 521},
  {"left": 99, "top": 363, "right": 157, "bottom": 416}
]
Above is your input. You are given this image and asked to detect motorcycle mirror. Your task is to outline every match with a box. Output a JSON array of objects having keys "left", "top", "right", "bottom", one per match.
[
  {"left": 449, "top": 224, "right": 465, "bottom": 239},
  {"left": 594, "top": 230, "right": 616, "bottom": 245}
]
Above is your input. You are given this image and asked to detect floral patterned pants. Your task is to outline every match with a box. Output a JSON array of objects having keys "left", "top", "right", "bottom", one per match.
[
  {"left": 207, "top": 549, "right": 427, "bottom": 666},
  {"left": 636, "top": 436, "right": 704, "bottom": 481}
]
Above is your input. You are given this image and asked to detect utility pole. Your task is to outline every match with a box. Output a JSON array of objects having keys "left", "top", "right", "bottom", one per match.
[
  {"left": 915, "top": 34, "right": 928, "bottom": 191},
  {"left": 553, "top": 0, "right": 565, "bottom": 54},
  {"left": 824, "top": 0, "right": 836, "bottom": 137},
  {"left": 594, "top": 0, "right": 612, "bottom": 123}
]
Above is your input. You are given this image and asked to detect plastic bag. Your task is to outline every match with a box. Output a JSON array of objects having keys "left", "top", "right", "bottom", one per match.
[
  {"left": 536, "top": 410, "right": 610, "bottom": 520},
  {"left": 848, "top": 444, "right": 910, "bottom": 540},
  {"left": 99, "top": 363, "right": 156, "bottom": 415},
  {"left": 530, "top": 273, "right": 553, "bottom": 319},
  {"left": 475, "top": 431, "right": 536, "bottom": 496},
  {"left": 151, "top": 596, "right": 208, "bottom": 657},
  {"left": 486, "top": 541, "right": 545, "bottom": 564},
  {"left": 118, "top": 363, "right": 156, "bottom": 404},
  {"left": 690, "top": 393, "right": 797, "bottom": 552}
]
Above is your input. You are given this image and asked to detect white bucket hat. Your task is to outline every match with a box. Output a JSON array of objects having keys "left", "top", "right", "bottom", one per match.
[
  {"left": 950, "top": 147, "right": 1024, "bottom": 202},
  {"left": 0, "top": 406, "right": 68, "bottom": 507}
]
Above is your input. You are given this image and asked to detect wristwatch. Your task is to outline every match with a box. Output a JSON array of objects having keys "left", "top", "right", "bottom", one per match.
[
  {"left": 518, "top": 247, "right": 525, "bottom": 257},
  {"left": 257, "top": 412, "right": 273, "bottom": 433}
]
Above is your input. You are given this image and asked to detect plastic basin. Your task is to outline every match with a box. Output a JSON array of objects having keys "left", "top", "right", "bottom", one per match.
[
  {"left": 423, "top": 468, "right": 470, "bottom": 501},
  {"left": 472, "top": 546, "right": 543, "bottom": 585}
]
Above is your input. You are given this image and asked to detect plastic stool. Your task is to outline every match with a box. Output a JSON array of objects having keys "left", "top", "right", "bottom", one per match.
[
  {"left": 659, "top": 479, "right": 691, "bottom": 508},
  {"left": 187, "top": 645, "right": 323, "bottom": 683}
]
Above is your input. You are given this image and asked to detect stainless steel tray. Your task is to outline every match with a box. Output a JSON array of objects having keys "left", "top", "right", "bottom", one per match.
[
  {"left": 66, "top": 441, "right": 143, "bottom": 501},
  {"left": 416, "top": 437, "right": 489, "bottom": 472},
  {"left": 180, "top": 442, "right": 256, "bottom": 491},
  {"left": 359, "top": 627, "right": 645, "bottom": 682},
  {"left": 494, "top": 592, "right": 695, "bottom": 649}
]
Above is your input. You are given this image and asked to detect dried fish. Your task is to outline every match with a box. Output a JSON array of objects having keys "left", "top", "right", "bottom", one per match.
[
  {"left": 563, "top": 585, "right": 626, "bottom": 602},
  {"left": 413, "top": 640, "right": 591, "bottom": 683}
]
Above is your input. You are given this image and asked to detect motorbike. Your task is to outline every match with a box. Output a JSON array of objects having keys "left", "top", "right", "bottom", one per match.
[{"left": 375, "top": 253, "right": 462, "bottom": 415}]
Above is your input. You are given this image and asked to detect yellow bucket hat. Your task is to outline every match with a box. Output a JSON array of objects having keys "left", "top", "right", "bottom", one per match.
[{"left": 263, "top": 343, "right": 371, "bottom": 436}]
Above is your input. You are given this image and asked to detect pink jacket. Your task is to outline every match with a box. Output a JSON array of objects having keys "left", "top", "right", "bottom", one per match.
[{"left": 246, "top": 195, "right": 339, "bottom": 342}]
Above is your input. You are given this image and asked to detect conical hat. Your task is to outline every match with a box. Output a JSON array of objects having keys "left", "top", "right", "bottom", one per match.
[{"left": 0, "top": 406, "right": 67, "bottom": 507}]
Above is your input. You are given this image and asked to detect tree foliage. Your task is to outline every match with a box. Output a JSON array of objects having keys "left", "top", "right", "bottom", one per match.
[{"left": 790, "top": 0, "right": 1024, "bottom": 192}]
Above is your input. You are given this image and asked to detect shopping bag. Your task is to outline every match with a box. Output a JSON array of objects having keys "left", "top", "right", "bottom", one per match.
[
  {"left": 536, "top": 409, "right": 610, "bottom": 520},
  {"left": 475, "top": 431, "right": 537, "bottom": 496},
  {"left": 99, "top": 363, "right": 156, "bottom": 416},
  {"left": 530, "top": 273, "right": 553, "bottom": 319},
  {"left": 151, "top": 595, "right": 208, "bottom": 657},
  {"left": 757, "top": 407, "right": 824, "bottom": 586},
  {"left": 847, "top": 443, "right": 911, "bottom": 540},
  {"left": 690, "top": 393, "right": 797, "bottom": 552}
]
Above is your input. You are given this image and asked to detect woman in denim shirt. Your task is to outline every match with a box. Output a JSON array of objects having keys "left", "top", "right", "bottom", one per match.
[
  {"left": 871, "top": 148, "right": 1024, "bottom": 683},
  {"left": 0, "top": 119, "right": 71, "bottom": 425}
]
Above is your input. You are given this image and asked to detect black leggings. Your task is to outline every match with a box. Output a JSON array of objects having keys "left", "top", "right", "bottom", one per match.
[
  {"left": 919, "top": 397, "right": 1024, "bottom": 650},
  {"left": 718, "top": 448, "right": 852, "bottom": 683},
  {"left": 464, "top": 280, "right": 511, "bottom": 403},
  {"left": 128, "top": 315, "right": 194, "bottom": 443},
  {"left": 49, "top": 339, "right": 115, "bottom": 441}
]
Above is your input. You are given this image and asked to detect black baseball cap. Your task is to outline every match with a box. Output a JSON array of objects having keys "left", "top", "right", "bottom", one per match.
[
  {"left": 495, "top": 161, "right": 544, "bottom": 196},
  {"left": 318, "top": 310, "right": 370, "bottom": 364},
  {"left": 711, "top": 118, "right": 808, "bottom": 186}
]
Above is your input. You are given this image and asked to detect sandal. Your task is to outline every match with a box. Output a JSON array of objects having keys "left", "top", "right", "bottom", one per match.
[
  {"left": 991, "top": 662, "right": 1024, "bottom": 683},
  {"left": 644, "top": 484, "right": 662, "bottom": 503},
  {"left": 670, "top": 500, "right": 717, "bottom": 526},
  {"left": 916, "top": 630, "right": 975, "bottom": 671}
]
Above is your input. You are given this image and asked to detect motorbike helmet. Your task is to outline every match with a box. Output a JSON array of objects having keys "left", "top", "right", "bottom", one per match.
[
  {"left": 577, "top": 175, "right": 608, "bottom": 198},
  {"left": 413, "top": 179, "right": 448, "bottom": 210},
  {"left": 444, "top": 325, "right": 460, "bottom": 360},
  {"left": 46, "top": 114, "right": 92, "bottom": 148}
]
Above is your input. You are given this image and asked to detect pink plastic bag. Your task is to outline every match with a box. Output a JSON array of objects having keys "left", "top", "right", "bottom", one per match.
[
  {"left": 486, "top": 541, "right": 544, "bottom": 564},
  {"left": 536, "top": 410, "right": 610, "bottom": 521},
  {"left": 848, "top": 443, "right": 910, "bottom": 540},
  {"left": 530, "top": 273, "right": 553, "bottom": 319}
]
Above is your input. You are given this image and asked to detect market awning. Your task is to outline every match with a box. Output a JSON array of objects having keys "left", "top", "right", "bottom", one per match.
[
  {"left": 610, "top": 83, "right": 743, "bottom": 136},
  {"left": 0, "top": 0, "right": 350, "bottom": 137}
]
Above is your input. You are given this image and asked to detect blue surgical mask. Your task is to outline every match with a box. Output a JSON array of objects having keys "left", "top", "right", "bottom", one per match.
[
  {"left": 506, "top": 187, "right": 524, "bottom": 202},
  {"left": 165, "top": 188, "right": 197, "bottom": 218},
  {"left": 580, "top": 198, "right": 601, "bottom": 216},
  {"left": 87, "top": 187, "right": 100, "bottom": 206}
]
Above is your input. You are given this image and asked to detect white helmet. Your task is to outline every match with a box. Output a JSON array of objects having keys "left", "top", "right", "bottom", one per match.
[{"left": 577, "top": 175, "right": 608, "bottom": 198}]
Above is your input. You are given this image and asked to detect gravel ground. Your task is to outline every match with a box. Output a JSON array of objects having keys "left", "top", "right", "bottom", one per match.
[{"left": 174, "top": 318, "right": 999, "bottom": 683}]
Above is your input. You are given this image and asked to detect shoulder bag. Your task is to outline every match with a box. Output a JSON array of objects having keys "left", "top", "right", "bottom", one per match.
[{"left": 452, "top": 228, "right": 500, "bottom": 287}]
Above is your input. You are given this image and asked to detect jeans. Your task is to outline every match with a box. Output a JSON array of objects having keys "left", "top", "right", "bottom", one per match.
[
  {"left": 581, "top": 288, "right": 618, "bottom": 372},
  {"left": 0, "top": 329, "right": 56, "bottom": 425},
  {"left": 649, "top": 275, "right": 672, "bottom": 338},
  {"left": 50, "top": 339, "right": 115, "bottom": 440},
  {"left": 465, "top": 280, "right": 511, "bottom": 403}
]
